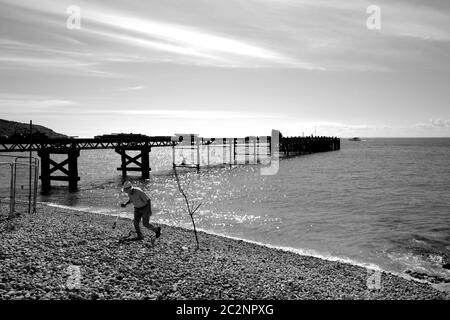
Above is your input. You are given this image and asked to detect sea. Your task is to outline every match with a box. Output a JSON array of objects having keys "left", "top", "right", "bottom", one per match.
[{"left": 2, "top": 138, "right": 450, "bottom": 289}]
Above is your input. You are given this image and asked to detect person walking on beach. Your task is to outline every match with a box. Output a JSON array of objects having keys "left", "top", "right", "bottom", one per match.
[{"left": 121, "top": 181, "right": 161, "bottom": 241}]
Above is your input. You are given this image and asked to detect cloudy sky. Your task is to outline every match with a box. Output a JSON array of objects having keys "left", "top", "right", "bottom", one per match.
[{"left": 0, "top": 0, "right": 449, "bottom": 137}]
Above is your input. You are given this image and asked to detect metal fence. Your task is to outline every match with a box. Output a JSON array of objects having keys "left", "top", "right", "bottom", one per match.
[{"left": 0, "top": 155, "right": 39, "bottom": 216}]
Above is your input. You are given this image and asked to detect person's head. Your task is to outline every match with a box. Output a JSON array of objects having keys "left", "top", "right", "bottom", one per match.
[{"left": 122, "top": 180, "right": 133, "bottom": 194}]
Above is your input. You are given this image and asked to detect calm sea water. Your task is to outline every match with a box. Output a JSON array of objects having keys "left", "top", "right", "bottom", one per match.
[{"left": 5, "top": 138, "right": 450, "bottom": 286}]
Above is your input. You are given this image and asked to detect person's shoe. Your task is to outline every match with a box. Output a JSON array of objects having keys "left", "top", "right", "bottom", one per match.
[{"left": 155, "top": 227, "right": 161, "bottom": 239}]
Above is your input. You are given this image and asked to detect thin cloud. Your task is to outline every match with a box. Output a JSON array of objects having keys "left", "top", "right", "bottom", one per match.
[
  {"left": 305, "top": 121, "right": 386, "bottom": 130},
  {"left": 46, "top": 109, "right": 278, "bottom": 120},
  {"left": 0, "top": 56, "right": 118, "bottom": 77},
  {"left": 0, "top": 94, "right": 76, "bottom": 114},
  {"left": 261, "top": 0, "right": 450, "bottom": 42},
  {"left": 119, "top": 85, "right": 146, "bottom": 92},
  {"left": 3, "top": 0, "right": 449, "bottom": 72},
  {"left": 0, "top": 97, "right": 279, "bottom": 120},
  {"left": 84, "top": 10, "right": 291, "bottom": 62},
  {"left": 90, "top": 30, "right": 216, "bottom": 61},
  {"left": 0, "top": 0, "right": 315, "bottom": 69},
  {"left": 0, "top": 38, "right": 121, "bottom": 77},
  {"left": 414, "top": 119, "right": 450, "bottom": 128}
]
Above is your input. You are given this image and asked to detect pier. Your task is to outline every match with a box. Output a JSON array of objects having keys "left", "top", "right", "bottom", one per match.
[{"left": 0, "top": 131, "right": 340, "bottom": 193}]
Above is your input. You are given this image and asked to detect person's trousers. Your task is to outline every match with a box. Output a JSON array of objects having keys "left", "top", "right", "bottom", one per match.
[{"left": 134, "top": 203, "right": 158, "bottom": 238}]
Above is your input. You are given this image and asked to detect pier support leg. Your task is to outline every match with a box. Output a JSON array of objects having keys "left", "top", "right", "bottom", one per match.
[
  {"left": 229, "top": 139, "right": 232, "bottom": 167},
  {"left": 116, "top": 146, "right": 151, "bottom": 179},
  {"left": 245, "top": 137, "right": 249, "bottom": 165},
  {"left": 38, "top": 150, "right": 51, "bottom": 194},
  {"left": 233, "top": 138, "right": 237, "bottom": 165},
  {"left": 141, "top": 147, "right": 150, "bottom": 179},
  {"left": 256, "top": 137, "right": 261, "bottom": 164},
  {"left": 37, "top": 149, "right": 80, "bottom": 193},
  {"left": 196, "top": 138, "right": 200, "bottom": 171},
  {"left": 222, "top": 138, "right": 227, "bottom": 165},
  {"left": 253, "top": 137, "right": 257, "bottom": 164},
  {"left": 120, "top": 150, "right": 127, "bottom": 177},
  {"left": 269, "top": 136, "right": 272, "bottom": 157},
  {"left": 68, "top": 150, "right": 80, "bottom": 192}
]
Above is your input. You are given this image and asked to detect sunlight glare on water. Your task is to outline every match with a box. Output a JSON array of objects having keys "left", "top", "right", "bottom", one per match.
[{"left": 34, "top": 138, "right": 450, "bottom": 286}]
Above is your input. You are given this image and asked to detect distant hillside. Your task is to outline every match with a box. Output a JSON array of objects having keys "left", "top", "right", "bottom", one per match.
[{"left": 0, "top": 119, "right": 67, "bottom": 139}]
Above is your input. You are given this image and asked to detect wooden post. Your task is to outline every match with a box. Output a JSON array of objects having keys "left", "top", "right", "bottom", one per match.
[
  {"left": 9, "top": 162, "right": 15, "bottom": 216},
  {"left": 233, "top": 138, "right": 237, "bottom": 164},
  {"left": 196, "top": 136, "right": 200, "bottom": 171},
  {"left": 229, "top": 139, "right": 232, "bottom": 166},
  {"left": 269, "top": 136, "right": 272, "bottom": 157},
  {"left": 190, "top": 135, "right": 194, "bottom": 165},
  {"left": 28, "top": 120, "right": 32, "bottom": 213},
  {"left": 207, "top": 143, "right": 210, "bottom": 167}
]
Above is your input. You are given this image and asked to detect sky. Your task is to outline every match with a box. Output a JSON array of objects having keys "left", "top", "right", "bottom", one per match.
[{"left": 0, "top": 0, "right": 449, "bottom": 138}]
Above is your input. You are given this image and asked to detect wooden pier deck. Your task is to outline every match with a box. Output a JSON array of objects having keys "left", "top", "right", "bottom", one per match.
[{"left": 0, "top": 131, "right": 340, "bottom": 193}]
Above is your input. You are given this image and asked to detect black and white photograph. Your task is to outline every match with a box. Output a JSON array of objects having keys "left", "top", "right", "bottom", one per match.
[{"left": 0, "top": 0, "right": 449, "bottom": 312}]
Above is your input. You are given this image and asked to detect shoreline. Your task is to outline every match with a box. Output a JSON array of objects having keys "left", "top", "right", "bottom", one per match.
[
  {"left": 41, "top": 201, "right": 385, "bottom": 271},
  {"left": 1, "top": 203, "right": 448, "bottom": 300},
  {"left": 41, "top": 201, "right": 448, "bottom": 289}
]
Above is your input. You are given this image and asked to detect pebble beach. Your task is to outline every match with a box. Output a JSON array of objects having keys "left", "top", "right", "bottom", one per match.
[{"left": 0, "top": 203, "right": 448, "bottom": 300}]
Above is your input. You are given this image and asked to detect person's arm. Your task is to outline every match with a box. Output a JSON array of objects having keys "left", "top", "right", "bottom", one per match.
[{"left": 121, "top": 199, "right": 131, "bottom": 207}]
